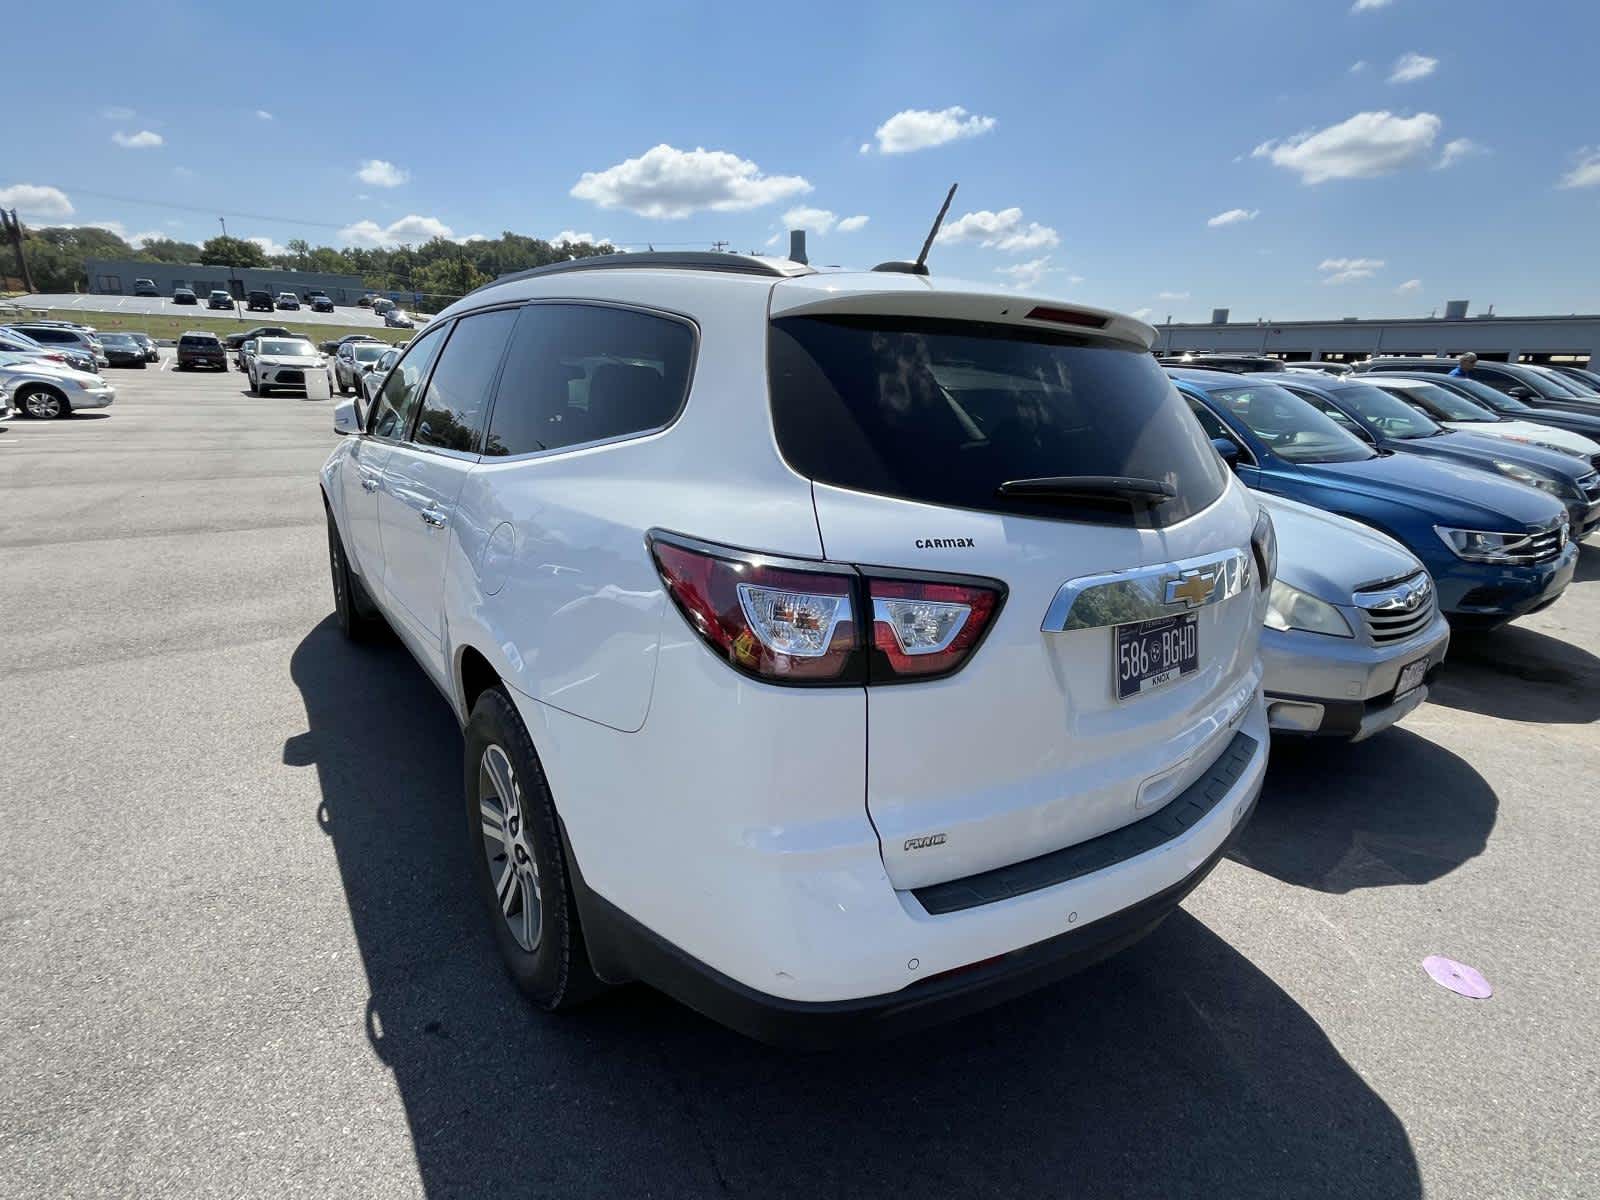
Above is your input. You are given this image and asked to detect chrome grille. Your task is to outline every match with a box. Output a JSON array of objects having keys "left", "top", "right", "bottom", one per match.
[
  {"left": 1354, "top": 572, "right": 1437, "bottom": 644},
  {"left": 1526, "top": 524, "right": 1566, "bottom": 562}
]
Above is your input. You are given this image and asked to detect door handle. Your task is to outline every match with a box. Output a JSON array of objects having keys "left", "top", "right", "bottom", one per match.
[
  {"left": 420, "top": 505, "right": 448, "bottom": 528},
  {"left": 359, "top": 473, "right": 379, "bottom": 493}
]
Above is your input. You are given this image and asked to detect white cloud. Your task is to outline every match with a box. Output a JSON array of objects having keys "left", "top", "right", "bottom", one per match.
[
  {"left": 764, "top": 231, "right": 782, "bottom": 247},
  {"left": 859, "top": 142, "right": 871, "bottom": 155},
  {"left": 836, "top": 214, "right": 869, "bottom": 233},
  {"left": 0, "top": 183, "right": 74, "bottom": 219},
  {"left": 1558, "top": 147, "right": 1600, "bottom": 189},
  {"left": 112, "top": 130, "right": 163, "bottom": 149},
  {"left": 571, "top": 144, "right": 809, "bottom": 219},
  {"left": 547, "top": 230, "right": 603, "bottom": 245},
  {"left": 1349, "top": 60, "right": 1369, "bottom": 73},
  {"left": 1388, "top": 52, "right": 1438, "bottom": 84},
  {"left": 1253, "top": 110, "right": 1440, "bottom": 183},
  {"left": 936, "top": 207, "right": 1059, "bottom": 253},
  {"left": 1157, "top": 291, "right": 1190, "bottom": 301},
  {"left": 357, "top": 159, "right": 409, "bottom": 187},
  {"left": 1318, "top": 256, "right": 1385, "bottom": 284},
  {"left": 1207, "top": 207, "right": 1259, "bottom": 227},
  {"left": 339, "top": 214, "right": 454, "bottom": 247},
  {"left": 995, "top": 256, "right": 1057, "bottom": 288},
  {"left": 128, "top": 230, "right": 164, "bottom": 247},
  {"left": 255, "top": 109, "right": 274, "bottom": 121},
  {"left": 1130, "top": 307, "right": 1154, "bottom": 320},
  {"left": 101, "top": 106, "right": 136, "bottom": 120},
  {"left": 1396, "top": 278, "right": 1423, "bottom": 294},
  {"left": 782, "top": 206, "right": 838, "bottom": 235},
  {"left": 459, "top": 233, "right": 489, "bottom": 243},
  {"left": 1351, "top": 0, "right": 1394, "bottom": 10},
  {"left": 247, "top": 235, "right": 288, "bottom": 257},
  {"left": 1436, "top": 138, "right": 1485, "bottom": 169},
  {"left": 872, "top": 106, "right": 997, "bottom": 155}
]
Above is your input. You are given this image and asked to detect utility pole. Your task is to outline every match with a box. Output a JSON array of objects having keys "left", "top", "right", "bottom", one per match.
[
  {"left": 219, "top": 217, "right": 242, "bottom": 319},
  {"left": 3, "top": 209, "right": 37, "bottom": 294}
]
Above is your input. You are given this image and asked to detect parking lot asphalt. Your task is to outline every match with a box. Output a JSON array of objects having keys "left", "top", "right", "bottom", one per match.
[
  {"left": 11, "top": 293, "right": 390, "bottom": 328},
  {"left": 1, "top": 362, "right": 1596, "bottom": 1199}
]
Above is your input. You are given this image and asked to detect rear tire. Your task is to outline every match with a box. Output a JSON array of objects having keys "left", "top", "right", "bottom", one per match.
[{"left": 464, "top": 688, "right": 602, "bottom": 1012}]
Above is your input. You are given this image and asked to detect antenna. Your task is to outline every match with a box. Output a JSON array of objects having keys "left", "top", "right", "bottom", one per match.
[
  {"left": 915, "top": 183, "right": 958, "bottom": 271},
  {"left": 873, "top": 182, "right": 958, "bottom": 276}
]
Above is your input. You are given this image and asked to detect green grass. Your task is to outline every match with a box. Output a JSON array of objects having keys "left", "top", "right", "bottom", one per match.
[{"left": 34, "top": 308, "right": 412, "bottom": 346}]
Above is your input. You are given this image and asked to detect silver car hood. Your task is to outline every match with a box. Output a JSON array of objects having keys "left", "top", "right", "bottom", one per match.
[
  {"left": 259, "top": 355, "right": 324, "bottom": 367},
  {"left": 1255, "top": 492, "right": 1426, "bottom": 603}
]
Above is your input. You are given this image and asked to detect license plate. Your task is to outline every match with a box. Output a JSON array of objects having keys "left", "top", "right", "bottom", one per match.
[
  {"left": 1115, "top": 613, "right": 1199, "bottom": 700},
  {"left": 1395, "top": 658, "right": 1428, "bottom": 697}
]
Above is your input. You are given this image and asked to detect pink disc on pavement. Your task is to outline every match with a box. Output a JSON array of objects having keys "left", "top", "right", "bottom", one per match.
[{"left": 1423, "top": 955, "right": 1492, "bottom": 999}]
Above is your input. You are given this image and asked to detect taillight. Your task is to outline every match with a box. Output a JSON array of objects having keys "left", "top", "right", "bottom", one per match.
[
  {"left": 649, "top": 536, "right": 860, "bottom": 684},
  {"left": 869, "top": 578, "right": 1002, "bottom": 681},
  {"left": 647, "top": 532, "right": 1005, "bottom": 687},
  {"left": 1251, "top": 509, "right": 1278, "bottom": 589}
]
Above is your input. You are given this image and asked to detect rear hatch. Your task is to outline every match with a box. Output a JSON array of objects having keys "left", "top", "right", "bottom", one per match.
[{"left": 768, "top": 280, "right": 1264, "bottom": 890}]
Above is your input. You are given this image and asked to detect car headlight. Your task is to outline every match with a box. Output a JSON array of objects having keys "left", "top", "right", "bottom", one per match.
[
  {"left": 1433, "top": 524, "right": 1558, "bottom": 562},
  {"left": 1492, "top": 460, "right": 1577, "bottom": 501},
  {"left": 1264, "top": 580, "right": 1354, "bottom": 637}
]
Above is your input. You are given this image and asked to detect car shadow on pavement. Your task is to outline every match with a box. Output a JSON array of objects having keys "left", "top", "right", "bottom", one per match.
[
  {"left": 1425, "top": 624, "right": 1600, "bottom": 724},
  {"left": 1229, "top": 729, "right": 1496, "bottom": 894},
  {"left": 1573, "top": 544, "right": 1600, "bottom": 584},
  {"left": 289, "top": 617, "right": 1421, "bottom": 1200}
]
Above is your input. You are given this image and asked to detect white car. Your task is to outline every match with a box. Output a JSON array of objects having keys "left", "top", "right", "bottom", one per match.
[
  {"left": 244, "top": 337, "right": 333, "bottom": 397},
  {"left": 1256, "top": 494, "right": 1449, "bottom": 742},
  {"left": 0, "top": 351, "right": 115, "bottom": 419},
  {"left": 319, "top": 252, "right": 1272, "bottom": 1045},
  {"left": 358, "top": 346, "right": 400, "bottom": 407},
  {"left": 1372, "top": 376, "right": 1600, "bottom": 461}
]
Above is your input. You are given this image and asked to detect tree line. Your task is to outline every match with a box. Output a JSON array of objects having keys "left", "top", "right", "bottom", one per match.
[{"left": 12, "top": 225, "right": 617, "bottom": 306}]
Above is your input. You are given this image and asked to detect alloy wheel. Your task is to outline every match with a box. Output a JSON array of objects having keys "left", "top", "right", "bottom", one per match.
[
  {"left": 23, "top": 389, "right": 62, "bottom": 418},
  {"left": 478, "top": 743, "right": 542, "bottom": 952}
]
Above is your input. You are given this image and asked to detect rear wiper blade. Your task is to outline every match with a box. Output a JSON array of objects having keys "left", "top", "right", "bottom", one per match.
[{"left": 996, "top": 475, "right": 1177, "bottom": 506}]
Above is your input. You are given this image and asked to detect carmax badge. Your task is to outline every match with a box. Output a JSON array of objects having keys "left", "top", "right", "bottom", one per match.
[{"left": 1165, "top": 570, "right": 1219, "bottom": 609}]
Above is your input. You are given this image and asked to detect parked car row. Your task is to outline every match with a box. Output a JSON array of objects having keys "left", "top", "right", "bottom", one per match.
[{"left": 309, "top": 252, "right": 1595, "bottom": 1047}]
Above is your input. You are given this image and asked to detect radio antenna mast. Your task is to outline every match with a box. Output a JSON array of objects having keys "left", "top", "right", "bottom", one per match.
[{"left": 914, "top": 183, "right": 958, "bottom": 272}]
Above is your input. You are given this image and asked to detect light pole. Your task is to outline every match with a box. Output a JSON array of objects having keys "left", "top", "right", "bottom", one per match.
[{"left": 219, "top": 217, "right": 241, "bottom": 320}]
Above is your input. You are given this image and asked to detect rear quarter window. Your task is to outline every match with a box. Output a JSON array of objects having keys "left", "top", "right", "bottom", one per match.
[{"left": 768, "top": 315, "right": 1227, "bottom": 527}]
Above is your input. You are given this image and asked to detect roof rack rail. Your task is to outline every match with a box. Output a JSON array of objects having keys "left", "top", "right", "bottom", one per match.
[{"left": 484, "top": 252, "right": 812, "bottom": 293}]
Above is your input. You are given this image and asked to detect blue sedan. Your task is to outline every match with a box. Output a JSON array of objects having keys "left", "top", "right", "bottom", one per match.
[
  {"left": 1170, "top": 369, "right": 1578, "bottom": 628},
  {"left": 1258, "top": 371, "right": 1600, "bottom": 539}
]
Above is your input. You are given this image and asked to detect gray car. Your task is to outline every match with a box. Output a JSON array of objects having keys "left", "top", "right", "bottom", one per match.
[{"left": 1257, "top": 493, "right": 1450, "bottom": 742}]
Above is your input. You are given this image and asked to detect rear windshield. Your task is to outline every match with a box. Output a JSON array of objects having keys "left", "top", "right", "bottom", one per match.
[
  {"left": 179, "top": 335, "right": 219, "bottom": 347},
  {"left": 768, "top": 315, "right": 1227, "bottom": 527}
]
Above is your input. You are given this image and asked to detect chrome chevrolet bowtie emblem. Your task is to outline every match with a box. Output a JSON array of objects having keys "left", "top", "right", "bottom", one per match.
[{"left": 1165, "top": 570, "right": 1219, "bottom": 608}]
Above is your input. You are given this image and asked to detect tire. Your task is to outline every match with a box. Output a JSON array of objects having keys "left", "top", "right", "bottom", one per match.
[
  {"left": 17, "top": 385, "right": 69, "bottom": 419},
  {"left": 464, "top": 687, "right": 602, "bottom": 1012},
  {"left": 325, "top": 502, "right": 383, "bottom": 640}
]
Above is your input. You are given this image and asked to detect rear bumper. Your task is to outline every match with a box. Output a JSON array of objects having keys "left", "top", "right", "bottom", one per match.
[{"left": 570, "top": 775, "right": 1260, "bottom": 1050}]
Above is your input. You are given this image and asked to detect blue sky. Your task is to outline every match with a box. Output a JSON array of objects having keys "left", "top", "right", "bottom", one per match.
[{"left": 6, "top": 0, "right": 1599, "bottom": 320}]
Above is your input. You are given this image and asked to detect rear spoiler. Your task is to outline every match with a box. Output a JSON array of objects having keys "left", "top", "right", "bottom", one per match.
[{"left": 768, "top": 283, "right": 1156, "bottom": 351}]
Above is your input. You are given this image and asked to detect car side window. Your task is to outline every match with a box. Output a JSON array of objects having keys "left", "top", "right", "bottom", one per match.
[
  {"left": 368, "top": 327, "right": 445, "bottom": 441},
  {"left": 1183, "top": 395, "right": 1256, "bottom": 464},
  {"left": 413, "top": 309, "right": 518, "bottom": 455},
  {"left": 483, "top": 303, "right": 695, "bottom": 457},
  {"left": 1474, "top": 368, "right": 1518, "bottom": 395}
]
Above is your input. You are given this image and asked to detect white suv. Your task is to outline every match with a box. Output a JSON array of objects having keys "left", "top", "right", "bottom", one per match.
[{"left": 319, "top": 253, "right": 1273, "bottom": 1045}]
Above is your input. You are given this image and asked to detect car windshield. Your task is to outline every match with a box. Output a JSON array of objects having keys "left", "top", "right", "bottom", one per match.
[
  {"left": 353, "top": 344, "right": 386, "bottom": 361},
  {"left": 769, "top": 315, "right": 1229, "bottom": 528},
  {"left": 260, "top": 339, "right": 315, "bottom": 356},
  {"left": 179, "top": 336, "right": 219, "bottom": 347},
  {"left": 1332, "top": 383, "right": 1445, "bottom": 438},
  {"left": 1427, "top": 375, "right": 1532, "bottom": 412},
  {"left": 1210, "top": 383, "right": 1376, "bottom": 463},
  {"left": 1400, "top": 382, "right": 1498, "bottom": 422}
]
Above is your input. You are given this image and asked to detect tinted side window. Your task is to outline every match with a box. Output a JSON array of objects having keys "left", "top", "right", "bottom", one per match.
[
  {"left": 1474, "top": 368, "right": 1518, "bottom": 395},
  {"left": 1184, "top": 395, "right": 1252, "bottom": 459},
  {"left": 369, "top": 327, "right": 445, "bottom": 440},
  {"left": 27, "top": 328, "right": 71, "bottom": 344},
  {"left": 484, "top": 303, "right": 694, "bottom": 457},
  {"left": 414, "top": 308, "right": 518, "bottom": 454}
]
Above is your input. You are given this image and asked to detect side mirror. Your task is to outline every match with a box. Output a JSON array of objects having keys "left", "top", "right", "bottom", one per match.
[
  {"left": 333, "top": 399, "right": 361, "bottom": 436},
  {"left": 1211, "top": 437, "right": 1241, "bottom": 467}
]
